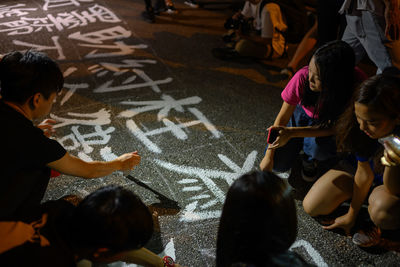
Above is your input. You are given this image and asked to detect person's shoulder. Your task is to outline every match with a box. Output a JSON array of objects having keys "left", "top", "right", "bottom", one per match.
[
  {"left": 297, "top": 66, "right": 309, "bottom": 75},
  {"left": 288, "top": 66, "right": 308, "bottom": 85},
  {"left": 0, "top": 101, "right": 34, "bottom": 128}
]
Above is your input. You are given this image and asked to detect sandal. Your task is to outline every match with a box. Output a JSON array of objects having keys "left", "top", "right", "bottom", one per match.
[{"left": 352, "top": 227, "right": 381, "bottom": 247}]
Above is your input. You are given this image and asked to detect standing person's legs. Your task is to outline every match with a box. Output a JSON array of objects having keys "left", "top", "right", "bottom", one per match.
[
  {"left": 342, "top": 15, "right": 368, "bottom": 64},
  {"left": 359, "top": 11, "right": 393, "bottom": 73},
  {"left": 141, "top": 0, "right": 155, "bottom": 23}
]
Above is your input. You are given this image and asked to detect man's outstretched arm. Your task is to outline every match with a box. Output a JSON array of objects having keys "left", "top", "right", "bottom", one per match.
[{"left": 47, "top": 151, "right": 141, "bottom": 179}]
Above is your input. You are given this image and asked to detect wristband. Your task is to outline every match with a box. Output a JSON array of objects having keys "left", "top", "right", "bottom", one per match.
[{"left": 162, "top": 256, "right": 175, "bottom": 267}]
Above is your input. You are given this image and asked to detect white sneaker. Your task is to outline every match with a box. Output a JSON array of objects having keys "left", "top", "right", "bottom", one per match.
[{"left": 165, "top": 4, "right": 178, "bottom": 14}]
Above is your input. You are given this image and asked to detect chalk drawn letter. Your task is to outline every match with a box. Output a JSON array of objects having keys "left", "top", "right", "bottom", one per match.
[
  {"left": 180, "top": 201, "right": 221, "bottom": 222},
  {"left": 290, "top": 240, "right": 328, "bottom": 267},
  {"left": 57, "top": 125, "right": 115, "bottom": 154},
  {"left": 50, "top": 108, "right": 111, "bottom": 128},
  {"left": 0, "top": 4, "right": 36, "bottom": 18},
  {"left": 125, "top": 108, "right": 221, "bottom": 154},
  {"left": 59, "top": 67, "right": 90, "bottom": 106},
  {"left": 154, "top": 151, "right": 258, "bottom": 203},
  {"left": 43, "top": 0, "right": 94, "bottom": 11},
  {"left": 69, "top": 25, "right": 131, "bottom": 44},
  {"left": 119, "top": 94, "right": 202, "bottom": 121},
  {"left": 94, "top": 69, "right": 171, "bottom": 93},
  {"left": 13, "top": 36, "right": 65, "bottom": 60},
  {"left": 71, "top": 125, "right": 115, "bottom": 154}
]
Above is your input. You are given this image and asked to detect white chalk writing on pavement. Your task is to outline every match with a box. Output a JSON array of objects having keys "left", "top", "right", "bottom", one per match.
[
  {"left": 51, "top": 108, "right": 111, "bottom": 128},
  {"left": 154, "top": 151, "right": 258, "bottom": 222},
  {"left": 0, "top": 4, "right": 37, "bottom": 19},
  {"left": 43, "top": 0, "right": 94, "bottom": 11},
  {"left": 119, "top": 94, "right": 202, "bottom": 121},
  {"left": 290, "top": 240, "right": 328, "bottom": 267},
  {"left": 13, "top": 36, "right": 66, "bottom": 60},
  {"left": 0, "top": 4, "right": 118, "bottom": 35},
  {"left": 126, "top": 107, "right": 221, "bottom": 154}
]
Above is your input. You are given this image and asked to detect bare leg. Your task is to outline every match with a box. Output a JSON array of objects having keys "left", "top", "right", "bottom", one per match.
[
  {"left": 303, "top": 169, "right": 353, "bottom": 217},
  {"left": 286, "top": 21, "right": 318, "bottom": 72},
  {"left": 368, "top": 185, "right": 400, "bottom": 230}
]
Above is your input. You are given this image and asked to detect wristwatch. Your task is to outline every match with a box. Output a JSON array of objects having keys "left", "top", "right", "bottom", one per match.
[{"left": 162, "top": 256, "right": 175, "bottom": 267}]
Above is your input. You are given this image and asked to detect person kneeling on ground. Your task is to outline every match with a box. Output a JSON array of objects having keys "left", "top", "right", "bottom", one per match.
[
  {"left": 0, "top": 185, "right": 181, "bottom": 267},
  {"left": 216, "top": 171, "right": 312, "bottom": 266}
]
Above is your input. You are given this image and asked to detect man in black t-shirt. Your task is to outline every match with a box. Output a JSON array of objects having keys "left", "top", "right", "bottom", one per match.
[{"left": 0, "top": 51, "right": 141, "bottom": 220}]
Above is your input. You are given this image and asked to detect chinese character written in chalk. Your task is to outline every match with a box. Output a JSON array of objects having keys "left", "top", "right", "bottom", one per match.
[
  {"left": 88, "top": 59, "right": 172, "bottom": 93},
  {"left": 121, "top": 95, "right": 221, "bottom": 153},
  {"left": 0, "top": 4, "right": 36, "bottom": 19},
  {"left": 42, "top": 0, "right": 94, "bottom": 11},
  {"left": 0, "top": 4, "right": 119, "bottom": 35},
  {"left": 154, "top": 151, "right": 258, "bottom": 222}
]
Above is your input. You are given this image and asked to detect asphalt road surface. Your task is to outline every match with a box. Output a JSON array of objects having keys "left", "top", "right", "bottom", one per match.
[{"left": 1, "top": 0, "right": 399, "bottom": 266}]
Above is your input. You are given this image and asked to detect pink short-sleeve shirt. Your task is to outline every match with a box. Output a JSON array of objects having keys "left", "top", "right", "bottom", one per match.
[{"left": 281, "top": 66, "right": 368, "bottom": 118}]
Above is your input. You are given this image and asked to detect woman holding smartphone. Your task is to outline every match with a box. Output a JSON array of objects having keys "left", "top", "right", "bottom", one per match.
[
  {"left": 259, "top": 40, "right": 367, "bottom": 181},
  {"left": 303, "top": 74, "right": 400, "bottom": 247}
]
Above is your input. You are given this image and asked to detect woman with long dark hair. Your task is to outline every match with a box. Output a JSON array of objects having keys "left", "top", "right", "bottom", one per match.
[
  {"left": 259, "top": 40, "right": 367, "bottom": 181},
  {"left": 216, "top": 171, "right": 310, "bottom": 267},
  {"left": 303, "top": 74, "right": 400, "bottom": 247}
]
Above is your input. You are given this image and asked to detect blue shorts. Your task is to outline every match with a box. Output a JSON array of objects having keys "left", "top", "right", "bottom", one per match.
[{"left": 265, "top": 105, "right": 337, "bottom": 172}]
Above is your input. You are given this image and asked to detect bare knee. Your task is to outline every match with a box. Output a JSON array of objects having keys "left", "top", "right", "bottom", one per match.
[
  {"left": 368, "top": 199, "right": 389, "bottom": 228},
  {"left": 302, "top": 195, "right": 320, "bottom": 217},
  {"left": 368, "top": 186, "right": 400, "bottom": 229}
]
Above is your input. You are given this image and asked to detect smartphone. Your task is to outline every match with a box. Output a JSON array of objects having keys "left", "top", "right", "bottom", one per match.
[
  {"left": 378, "top": 135, "right": 400, "bottom": 150},
  {"left": 267, "top": 128, "right": 279, "bottom": 144}
]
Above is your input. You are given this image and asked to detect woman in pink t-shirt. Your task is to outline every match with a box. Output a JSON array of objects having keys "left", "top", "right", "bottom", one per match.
[{"left": 260, "top": 40, "right": 367, "bottom": 181}]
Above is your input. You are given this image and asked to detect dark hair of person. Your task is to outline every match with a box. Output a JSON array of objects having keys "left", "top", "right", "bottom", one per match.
[
  {"left": 0, "top": 50, "right": 63, "bottom": 104},
  {"left": 336, "top": 74, "right": 400, "bottom": 157},
  {"left": 216, "top": 171, "right": 297, "bottom": 267},
  {"left": 68, "top": 185, "right": 154, "bottom": 253},
  {"left": 301, "top": 40, "right": 356, "bottom": 128}
]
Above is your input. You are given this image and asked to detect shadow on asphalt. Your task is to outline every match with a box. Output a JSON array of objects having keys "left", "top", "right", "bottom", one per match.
[{"left": 126, "top": 175, "right": 181, "bottom": 253}]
